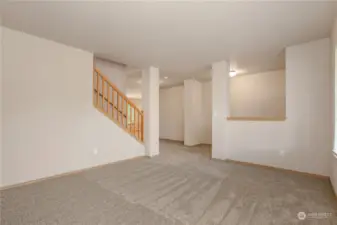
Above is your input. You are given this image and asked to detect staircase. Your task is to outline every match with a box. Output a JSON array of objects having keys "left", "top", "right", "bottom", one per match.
[{"left": 93, "top": 68, "right": 144, "bottom": 142}]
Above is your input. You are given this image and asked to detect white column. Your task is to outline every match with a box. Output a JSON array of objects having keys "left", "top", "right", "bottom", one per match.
[
  {"left": 331, "top": 44, "right": 337, "bottom": 153},
  {"left": 0, "top": 20, "right": 3, "bottom": 186},
  {"left": 332, "top": 19, "right": 337, "bottom": 154},
  {"left": 332, "top": 19, "right": 337, "bottom": 194},
  {"left": 184, "top": 79, "right": 202, "bottom": 146},
  {"left": 212, "top": 61, "right": 230, "bottom": 159},
  {"left": 142, "top": 67, "right": 160, "bottom": 157},
  {"left": 333, "top": 22, "right": 337, "bottom": 153}
]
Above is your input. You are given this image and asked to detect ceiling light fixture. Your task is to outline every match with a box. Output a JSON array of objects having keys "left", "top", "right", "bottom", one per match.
[{"left": 229, "top": 70, "right": 237, "bottom": 77}]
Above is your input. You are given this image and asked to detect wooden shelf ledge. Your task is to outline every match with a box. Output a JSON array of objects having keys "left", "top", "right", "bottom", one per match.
[{"left": 226, "top": 117, "right": 286, "bottom": 121}]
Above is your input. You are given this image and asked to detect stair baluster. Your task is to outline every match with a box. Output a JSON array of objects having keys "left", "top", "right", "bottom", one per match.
[{"left": 93, "top": 68, "right": 144, "bottom": 142}]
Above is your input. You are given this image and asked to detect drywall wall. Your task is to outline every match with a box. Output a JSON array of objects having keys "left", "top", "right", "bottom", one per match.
[
  {"left": 158, "top": 70, "right": 285, "bottom": 146},
  {"left": 2, "top": 28, "right": 145, "bottom": 187},
  {"left": 159, "top": 86, "right": 184, "bottom": 141},
  {"left": 158, "top": 81, "right": 211, "bottom": 144},
  {"left": 95, "top": 58, "right": 127, "bottom": 92},
  {"left": 159, "top": 71, "right": 286, "bottom": 146},
  {"left": 202, "top": 70, "right": 285, "bottom": 144},
  {"left": 331, "top": 18, "right": 337, "bottom": 194},
  {"left": 229, "top": 70, "right": 285, "bottom": 118},
  {"left": 219, "top": 38, "right": 332, "bottom": 176},
  {"left": 184, "top": 79, "right": 203, "bottom": 146}
]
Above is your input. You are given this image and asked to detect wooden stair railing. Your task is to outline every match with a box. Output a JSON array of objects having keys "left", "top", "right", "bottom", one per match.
[{"left": 93, "top": 68, "right": 144, "bottom": 142}]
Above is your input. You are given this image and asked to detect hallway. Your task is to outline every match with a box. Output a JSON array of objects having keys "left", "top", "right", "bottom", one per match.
[{"left": 1, "top": 140, "right": 337, "bottom": 225}]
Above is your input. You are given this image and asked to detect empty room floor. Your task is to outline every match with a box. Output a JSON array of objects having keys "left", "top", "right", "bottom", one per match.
[{"left": 1, "top": 140, "right": 337, "bottom": 225}]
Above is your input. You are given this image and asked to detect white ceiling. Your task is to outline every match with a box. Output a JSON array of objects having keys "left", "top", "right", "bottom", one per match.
[{"left": 1, "top": 1, "right": 337, "bottom": 87}]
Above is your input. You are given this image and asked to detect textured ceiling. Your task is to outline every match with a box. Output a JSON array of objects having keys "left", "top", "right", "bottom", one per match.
[{"left": 1, "top": 1, "right": 336, "bottom": 88}]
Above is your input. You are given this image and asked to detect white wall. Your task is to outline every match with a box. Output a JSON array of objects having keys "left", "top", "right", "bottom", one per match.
[
  {"left": 2, "top": 28, "right": 145, "bottom": 187},
  {"left": 158, "top": 71, "right": 285, "bottom": 146},
  {"left": 219, "top": 38, "right": 332, "bottom": 176},
  {"left": 159, "top": 86, "right": 184, "bottom": 141},
  {"left": 331, "top": 19, "right": 337, "bottom": 194},
  {"left": 159, "top": 70, "right": 286, "bottom": 146},
  {"left": 230, "top": 70, "right": 285, "bottom": 118},
  {"left": 159, "top": 81, "right": 211, "bottom": 145},
  {"left": 95, "top": 58, "right": 127, "bottom": 92}
]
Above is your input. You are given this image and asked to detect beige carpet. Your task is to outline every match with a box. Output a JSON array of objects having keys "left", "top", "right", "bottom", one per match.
[{"left": 1, "top": 140, "right": 337, "bottom": 224}]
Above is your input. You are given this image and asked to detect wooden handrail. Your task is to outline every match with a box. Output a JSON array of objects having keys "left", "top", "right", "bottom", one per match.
[
  {"left": 95, "top": 68, "right": 142, "bottom": 114},
  {"left": 94, "top": 90, "right": 127, "bottom": 117},
  {"left": 93, "top": 68, "right": 144, "bottom": 142}
]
